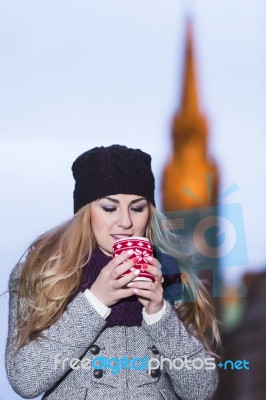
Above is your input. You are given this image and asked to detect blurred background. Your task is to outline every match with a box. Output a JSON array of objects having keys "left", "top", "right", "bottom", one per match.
[{"left": 0, "top": 0, "right": 265, "bottom": 399}]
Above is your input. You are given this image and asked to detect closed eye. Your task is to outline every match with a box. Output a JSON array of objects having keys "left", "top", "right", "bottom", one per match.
[
  {"left": 102, "top": 207, "right": 116, "bottom": 212},
  {"left": 131, "top": 207, "right": 145, "bottom": 212}
]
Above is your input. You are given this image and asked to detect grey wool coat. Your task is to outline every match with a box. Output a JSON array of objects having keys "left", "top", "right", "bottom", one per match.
[{"left": 5, "top": 263, "right": 218, "bottom": 400}]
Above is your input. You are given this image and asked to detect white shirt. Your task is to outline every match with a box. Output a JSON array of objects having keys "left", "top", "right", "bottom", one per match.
[{"left": 84, "top": 289, "right": 166, "bottom": 325}]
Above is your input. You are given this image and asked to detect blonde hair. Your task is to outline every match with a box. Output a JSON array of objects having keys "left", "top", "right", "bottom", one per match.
[
  {"left": 146, "top": 204, "right": 221, "bottom": 354},
  {"left": 16, "top": 204, "right": 95, "bottom": 350},
  {"left": 15, "top": 202, "right": 220, "bottom": 354}
]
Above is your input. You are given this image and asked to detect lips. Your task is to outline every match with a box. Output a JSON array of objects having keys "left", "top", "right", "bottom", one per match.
[{"left": 111, "top": 234, "right": 132, "bottom": 240}]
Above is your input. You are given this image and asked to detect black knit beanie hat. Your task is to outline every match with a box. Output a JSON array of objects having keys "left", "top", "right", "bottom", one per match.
[{"left": 72, "top": 145, "right": 155, "bottom": 213}]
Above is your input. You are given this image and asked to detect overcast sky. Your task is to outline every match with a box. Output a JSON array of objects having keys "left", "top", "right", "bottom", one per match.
[{"left": 0, "top": 1, "right": 265, "bottom": 398}]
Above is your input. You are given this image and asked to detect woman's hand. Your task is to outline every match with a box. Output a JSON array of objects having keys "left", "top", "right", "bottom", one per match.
[
  {"left": 127, "top": 256, "right": 164, "bottom": 315},
  {"left": 90, "top": 250, "right": 141, "bottom": 307}
]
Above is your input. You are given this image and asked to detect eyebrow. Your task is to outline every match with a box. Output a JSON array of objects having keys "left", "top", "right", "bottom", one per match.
[{"left": 101, "top": 196, "right": 148, "bottom": 205}]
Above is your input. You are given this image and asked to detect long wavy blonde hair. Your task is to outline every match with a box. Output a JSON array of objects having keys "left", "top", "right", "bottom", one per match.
[
  {"left": 147, "top": 205, "right": 221, "bottom": 355},
  {"left": 15, "top": 202, "right": 220, "bottom": 354}
]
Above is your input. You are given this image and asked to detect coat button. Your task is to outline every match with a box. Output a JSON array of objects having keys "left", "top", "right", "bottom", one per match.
[
  {"left": 151, "top": 368, "right": 160, "bottom": 378},
  {"left": 152, "top": 345, "right": 159, "bottom": 355},
  {"left": 90, "top": 345, "right": 100, "bottom": 355},
  {"left": 93, "top": 369, "right": 103, "bottom": 378}
]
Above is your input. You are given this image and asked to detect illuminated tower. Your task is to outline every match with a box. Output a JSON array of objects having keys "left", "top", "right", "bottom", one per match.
[
  {"left": 162, "top": 21, "right": 219, "bottom": 212},
  {"left": 162, "top": 20, "right": 221, "bottom": 301}
]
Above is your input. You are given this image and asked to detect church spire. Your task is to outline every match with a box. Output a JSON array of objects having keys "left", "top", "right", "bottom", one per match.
[
  {"left": 162, "top": 19, "right": 219, "bottom": 212},
  {"left": 171, "top": 18, "right": 208, "bottom": 156},
  {"left": 181, "top": 20, "right": 199, "bottom": 116}
]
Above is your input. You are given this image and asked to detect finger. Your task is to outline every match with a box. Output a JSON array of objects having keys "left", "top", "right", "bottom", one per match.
[
  {"left": 110, "top": 257, "right": 139, "bottom": 281},
  {"left": 127, "top": 280, "right": 163, "bottom": 293},
  {"left": 113, "top": 268, "right": 142, "bottom": 288},
  {"left": 139, "top": 264, "right": 162, "bottom": 281},
  {"left": 154, "top": 273, "right": 163, "bottom": 283},
  {"left": 127, "top": 280, "right": 155, "bottom": 290},
  {"left": 115, "top": 287, "right": 137, "bottom": 299},
  {"left": 131, "top": 287, "right": 161, "bottom": 299},
  {"left": 108, "top": 250, "right": 135, "bottom": 270},
  {"left": 146, "top": 256, "right": 162, "bottom": 270}
]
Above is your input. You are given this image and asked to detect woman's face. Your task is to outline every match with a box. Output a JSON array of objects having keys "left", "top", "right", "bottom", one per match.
[{"left": 91, "top": 194, "right": 150, "bottom": 256}]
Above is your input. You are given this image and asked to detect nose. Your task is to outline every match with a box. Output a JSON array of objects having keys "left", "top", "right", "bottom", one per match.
[{"left": 116, "top": 209, "right": 133, "bottom": 229}]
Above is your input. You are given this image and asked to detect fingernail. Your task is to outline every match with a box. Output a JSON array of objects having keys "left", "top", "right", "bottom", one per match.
[
  {"left": 133, "top": 288, "right": 139, "bottom": 294},
  {"left": 141, "top": 264, "right": 148, "bottom": 270},
  {"left": 127, "top": 250, "right": 134, "bottom": 256},
  {"left": 133, "top": 269, "right": 140, "bottom": 276},
  {"left": 127, "top": 282, "right": 133, "bottom": 287},
  {"left": 148, "top": 256, "right": 153, "bottom": 262},
  {"left": 132, "top": 256, "right": 139, "bottom": 263}
]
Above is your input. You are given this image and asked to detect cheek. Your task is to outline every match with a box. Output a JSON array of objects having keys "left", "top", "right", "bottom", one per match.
[
  {"left": 90, "top": 209, "right": 105, "bottom": 235},
  {"left": 91, "top": 209, "right": 113, "bottom": 238},
  {"left": 136, "top": 212, "right": 149, "bottom": 232}
]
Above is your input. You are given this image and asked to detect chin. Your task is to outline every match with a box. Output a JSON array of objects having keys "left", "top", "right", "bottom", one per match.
[{"left": 99, "top": 246, "right": 112, "bottom": 256}]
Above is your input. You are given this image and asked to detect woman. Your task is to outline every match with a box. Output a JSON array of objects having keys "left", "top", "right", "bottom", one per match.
[{"left": 6, "top": 145, "right": 220, "bottom": 400}]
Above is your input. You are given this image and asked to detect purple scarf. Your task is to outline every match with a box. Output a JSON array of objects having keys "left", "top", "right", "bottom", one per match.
[{"left": 72, "top": 247, "right": 181, "bottom": 327}]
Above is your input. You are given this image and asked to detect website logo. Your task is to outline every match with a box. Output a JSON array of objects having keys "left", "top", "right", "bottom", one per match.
[
  {"left": 161, "top": 179, "right": 248, "bottom": 300},
  {"left": 54, "top": 354, "right": 216, "bottom": 375},
  {"left": 217, "top": 359, "right": 250, "bottom": 370}
]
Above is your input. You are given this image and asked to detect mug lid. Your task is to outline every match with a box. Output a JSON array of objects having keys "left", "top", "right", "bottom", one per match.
[{"left": 114, "top": 236, "right": 150, "bottom": 244}]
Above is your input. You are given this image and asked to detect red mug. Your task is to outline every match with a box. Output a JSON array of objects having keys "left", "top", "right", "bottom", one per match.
[{"left": 112, "top": 237, "right": 155, "bottom": 282}]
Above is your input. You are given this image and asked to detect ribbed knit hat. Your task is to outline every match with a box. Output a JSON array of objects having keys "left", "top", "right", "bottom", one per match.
[{"left": 72, "top": 145, "right": 155, "bottom": 213}]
